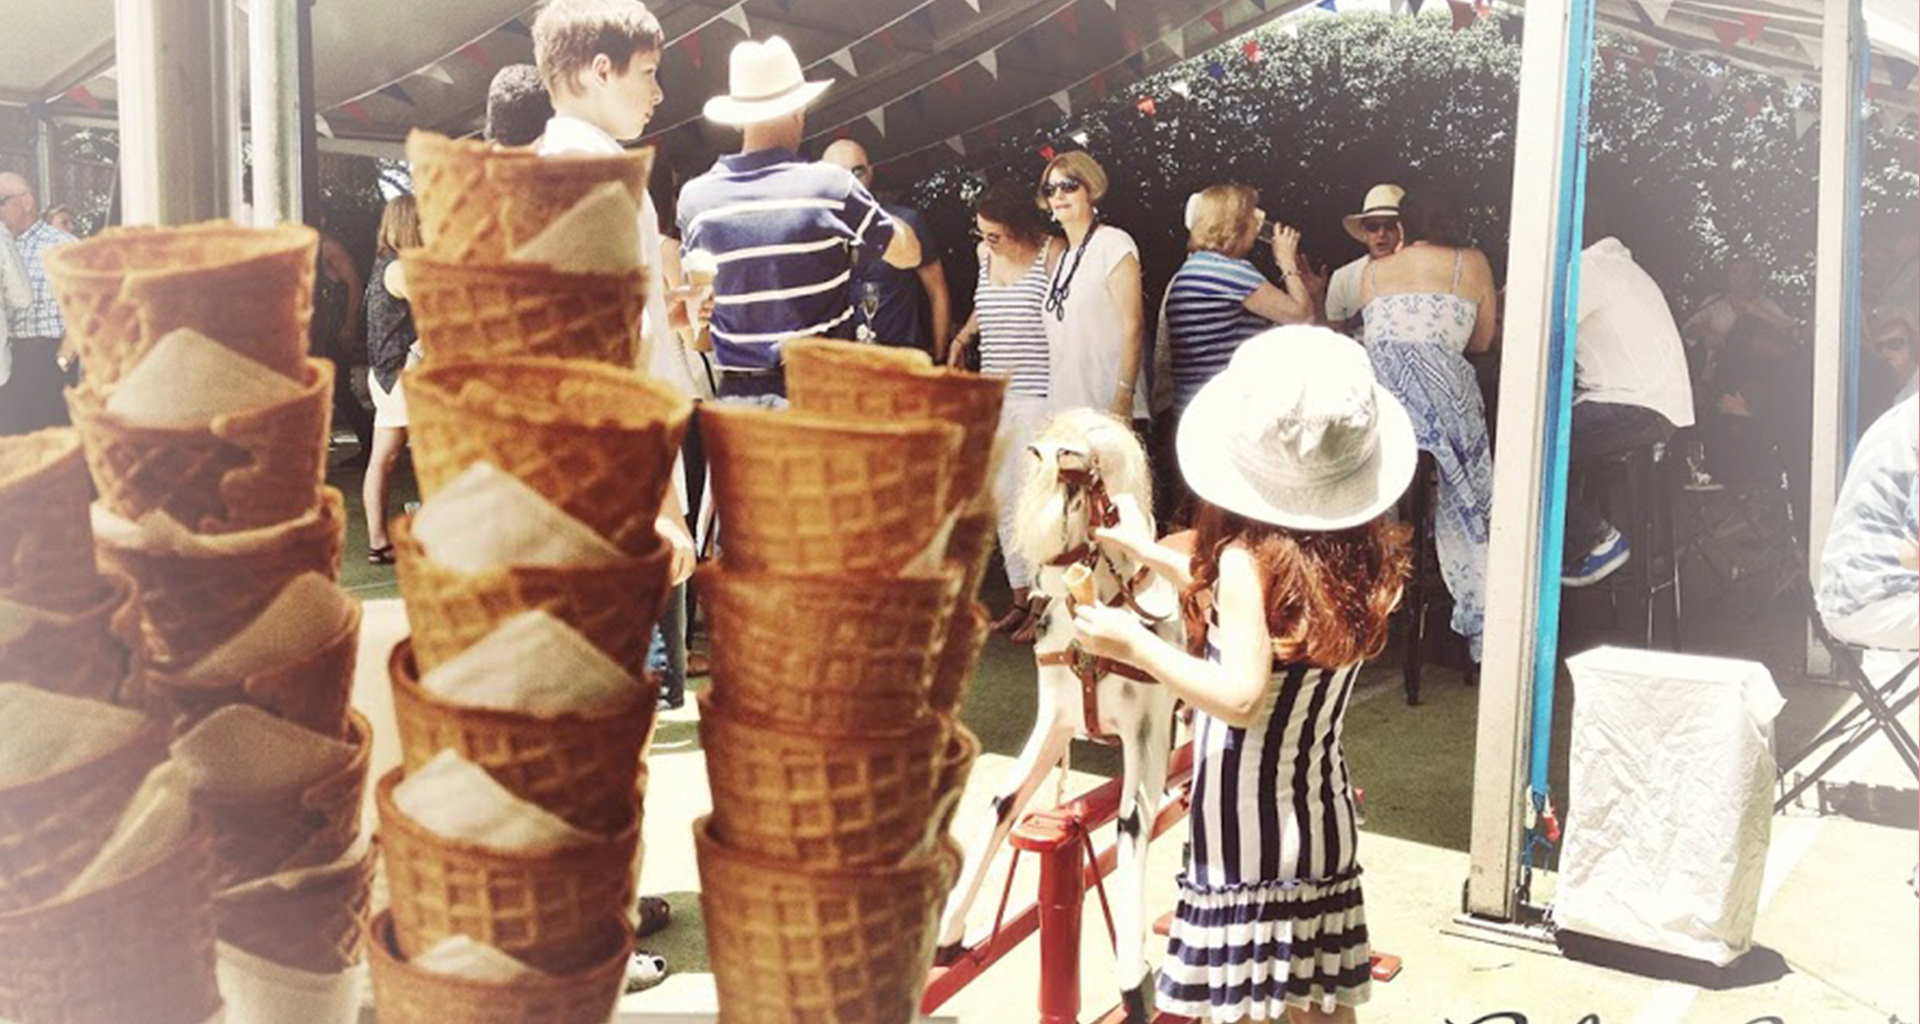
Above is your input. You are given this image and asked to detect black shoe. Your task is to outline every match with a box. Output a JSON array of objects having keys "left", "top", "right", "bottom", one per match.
[{"left": 658, "top": 689, "right": 686, "bottom": 711}]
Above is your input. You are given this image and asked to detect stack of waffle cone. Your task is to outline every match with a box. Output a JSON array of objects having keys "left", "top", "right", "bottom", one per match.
[
  {"left": 694, "top": 365, "right": 1010, "bottom": 1022},
  {"left": 34, "top": 220, "right": 375, "bottom": 1010}
]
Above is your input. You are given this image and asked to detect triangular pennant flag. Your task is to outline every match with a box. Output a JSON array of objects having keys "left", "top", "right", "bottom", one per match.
[
  {"left": 340, "top": 99, "right": 372, "bottom": 124},
  {"left": 768, "top": 0, "right": 791, "bottom": 12},
  {"left": 939, "top": 70, "right": 966, "bottom": 96},
  {"left": 1207, "top": 60, "right": 1227, "bottom": 81},
  {"left": 961, "top": 0, "right": 980, "bottom": 10},
  {"left": 1743, "top": 93, "right": 1763, "bottom": 119},
  {"left": 828, "top": 48, "right": 857, "bottom": 76},
  {"left": 314, "top": 113, "right": 334, "bottom": 139},
  {"left": 1249, "top": 0, "right": 1270, "bottom": 10},
  {"left": 1049, "top": 90, "right": 1072, "bottom": 115},
  {"left": 720, "top": 3, "right": 750, "bottom": 34},
  {"left": 97, "top": 67, "right": 116, "bottom": 82},
  {"left": 982, "top": 122, "right": 1002, "bottom": 144},
  {"left": 1738, "top": 12, "right": 1768, "bottom": 43},
  {"left": 1102, "top": 0, "right": 1117, "bottom": 9},
  {"left": 457, "top": 41, "right": 494, "bottom": 69},
  {"left": 1407, "top": 0, "right": 1425, "bottom": 13},
  {"left": 832, "top": 123, "right": 854, "bottom": 141},
  {"left": 378, "top": 82, "right": 414, "bottom": 105},
  {"left": 1710, "top": 20, "right": 1744, "bottom": 51},
  {"left": 1162, "top": 30, "right": 1186, "bottom": 58},
  {"left": 1205, "top": 8, "right": 1228, "bottom": 33},
  {"left": 865, "top": 108, "right": 886, "bottom": 135},
  {"left": 1794, "top": 109, "right": 1818, "bottom": 139},
  {"left": 1448, "top": 0, "right": 1475, "bottom": 29},
  {"left": 1089, "top": 70, "right": 1109, "bottom": 98},
  {"left": 1636, "top": 42, "right": 1661, "bottom": 65},
  {"left": 978, "top": 51, "right": 999, "bottom": 80},
  {"left": 1390, "top": 0, "right": 1408, "bottom": 15},
  {"left": 1887, "top": 56, "right": 1919, "bottom": 94},
  {"left": 1319, "top": 0, "right": 1338, "bottom": 11},
  {"left": 62, "top": 85, "right": 102, "bottom": 112},
  {"left": 1877, "top": 105, "right": 1902, "bottom": 134},
  {"left": 684, "top": 31, "right": 705, "bottom": 69},
  {"left": 1056, "top": 6, "right": 1079, "bottom": 36},
  {"left": 1127, "top": 52, "right": 1148, "bottom": 77},
  {"left": 913, "top": 6, "right": 938, "bottom": 35},
  {"left": 1637, "top": 0, "right": 1672, "bottom": 24},
  {"left": 1121, "top": 26, "right": 1141, "bottom": 53},
  {"left": 945, "top": 136, "right": 966, "bottom": 155},
  {"left": 1136, "top": 95, "right": 1157, "bottom": 118},
  {"left": 1243, "top": 39, "right": 1261, "bottom": 63},
  {"left": 1039, "top": 143, "right": 1056, "bottom": 161},
  {"left": 876, "top": 27, "right": 898, "bottom": 53},
  {"left": 418, "top": 63, "right": 455, "bottom": 86},
  {"left": 499, "top": 17, "right": 531, "bottom": 36},
  {"left": 1170, "top": 78, "right": 1192, "bottom": 97}
]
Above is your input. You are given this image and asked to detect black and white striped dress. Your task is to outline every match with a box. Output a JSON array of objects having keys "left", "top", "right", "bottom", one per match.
[{"left": 1158, "top": 645, "right": 1371, "bottom": 1020}]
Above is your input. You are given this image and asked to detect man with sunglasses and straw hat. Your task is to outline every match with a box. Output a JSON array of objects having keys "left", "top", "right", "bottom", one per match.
[
  {"left": 676, "top": 36, "right": 921, "bottom": 406},
  {"left": 1324, "top": 183, "right": 1406, "bottom": 332}
]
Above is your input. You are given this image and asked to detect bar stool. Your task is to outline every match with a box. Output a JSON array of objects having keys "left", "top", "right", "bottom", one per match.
[{"left": 1579, "top": 441, "right": 1682, "bottom": 649}]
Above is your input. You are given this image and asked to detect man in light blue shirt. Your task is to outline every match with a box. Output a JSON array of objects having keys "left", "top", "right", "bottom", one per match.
[{"left": 1817, "top": 392, "right": 1919, "bottom": 651}]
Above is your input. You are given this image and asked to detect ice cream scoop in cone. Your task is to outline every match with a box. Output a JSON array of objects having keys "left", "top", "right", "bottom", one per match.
[
  {"left": 0, "top": 429, "right": 103, "bottom": 614},
  {"left": 366, "top": 909, "right": 630, "bottom": 1024},
  {"left": 42, "top": 221, "right": 317, "bottom": 393},
  {"left": 403, "top": 254, "right": 644, "bottom": 368}
]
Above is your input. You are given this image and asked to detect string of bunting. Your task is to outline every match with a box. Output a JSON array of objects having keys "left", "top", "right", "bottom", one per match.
[{"left": 320, "top": 5, "right": 538, "bottom": 121}]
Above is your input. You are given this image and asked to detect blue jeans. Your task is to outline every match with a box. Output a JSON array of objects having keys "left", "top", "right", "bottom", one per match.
[
  {"left": 1564, "top": 401, "right": 1674, "bottom": 563},
  {"left": 647, "top": 582, "right": 688, "bottom": 702}
]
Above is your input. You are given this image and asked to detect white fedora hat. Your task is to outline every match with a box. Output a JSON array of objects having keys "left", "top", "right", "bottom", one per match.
[
  {"left": 1177, "top": 325, "right": 1417, "bottom": 532},
  {"left": 1341, "top": 183, "right": 1405, "bottom": 244},
  {"left": 703, "top": 36, "right": 833, "bottom": 126}
]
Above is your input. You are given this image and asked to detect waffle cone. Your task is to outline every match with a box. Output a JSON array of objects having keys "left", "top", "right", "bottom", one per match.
[
  {"left": 215, "top": 843, "right": 375, "bottom": 973},
  {"left": 366, "top": 909, "right": 630, "bottom": 1024},
  {"left": 698, "top": 563, "right": 961, "bottom": 728},
  {"left": 933, "top": 723, "right": 983, "bottom": 840},
  {"left": 393, "top": 517, "right": 672, "bottom": 678},
  {"left": 785, "top": 338, "right": 1007, "bottom": 511},
  {"left": 696, "top": 816, "right": 961, "bottom": 1024},
  {"left": 0, "top": 577, "right": 129, "bottom": 705},
  {"left": 407, "top": 358, "right": 691, "bottom": 556},
  {"left": 136, "top": 598, "right": 361, "bottom": 740},
  {"left": 375, "top": 768, "right": 641, "bottom": 974},
  {"left": 700, "top": 695, "right": 950, "bottom": 867},
  {"left": 405, "top": 130, "right": 652, "bottom": 264},
  {"left": 66, "top": 358, "right": 331, "bottom": 536},
  {"left": 42, "top": 221, "right": 316, "bottom": 392},
  {"left": 405, "top": 255, "right": 644, "bottom": 368},
  {"left": 945, "top": 509, "right": 998, "bottom": 603},
  {"left": 929, "top": 601, "right": 991, "bottom": 716},
  {"left": 196, "top": 709, "right": 371, "bottom": 889},
  {"left": 702, "top": 403, "right": 963, "bottom": 575},
  {"left": 0, "top": 718, "right": 167, "bottom": 912},
  {"left": 0, "top": 429, "right": 102, "bottom": 614},
  {"left": 388, "top": 638, "right": 654, "bottom": 836},
  {"left": 97, "top": 488, "right": 345, "bottom": 672},
  {"left": 0, "top": 822, "right": 222, "bottom": 1024}
]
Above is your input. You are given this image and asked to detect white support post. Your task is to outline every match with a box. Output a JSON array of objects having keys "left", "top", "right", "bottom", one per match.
[
  {"left": 1463, "top": 0, "right": 1592, "bottom": 921},
  {"left": 249, "top": 0, "right": 305, "bottom": 225},
  {"left": 112, "top": 0, "right": 225, "bottom": 225},
  {"left": 208, "top": 0, "right": 242, "bottom": 220},
  {"left": 33, "top": 118, "right": 54, "bottom": 207}
]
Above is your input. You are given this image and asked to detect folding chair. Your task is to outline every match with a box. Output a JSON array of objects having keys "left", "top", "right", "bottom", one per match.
[{"left": 1774, "top": 610, "right": 1920, "bottom": 813}]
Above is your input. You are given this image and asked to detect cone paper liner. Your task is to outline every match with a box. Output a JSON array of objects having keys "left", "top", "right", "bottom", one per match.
[
  {"left": 376, "top": 767, "right": 640, "bottom": 974},
  {"left": 0, "top": 717, "right": 166, "bottom": 912},
  {"left": 0, "top": 577, "right": 129, "bottom": 705},
  {"left": 135, "top": 598, "right": 361, "bottom": 741},
  {"left": 97, "top": 488, "right": 345, "bottom": 672},
  {"left": 699, "top": 694, "right": 950, "bottom": 867},
  {"left": 195, "top": 709, "right": 372, "bottom": 889},
  {"left": 407, "top": 358, "right": 691, "bottom": 557},
  {"left": 389, "top": 638, "right": 654, "bottom": 836},
  {"left": 945, "top": 510, "right": 998, "bottom": 603},
  {"left": 215, "top": 843, "right": 375, "bottom": 974},
  {"left": 0, "top": 428, "right": 102, "bottom": 613},
  {"left": 366, "top": 910, "right": 629, "bottom": 1024},
  {"left": 695, "top": 816, "right": 962, "bottom": 1024},
  {"left": 393, "top": 517, "right": 672, "bottom": 678},
  {"left": 404, "top": 255, "right": 643, "bottom": 368},
  {"left": 785, "top": 338, "right": 1007, "bottom": 511},
  {"left": 0, "top": 821, "right": 222, "bottom": 1024},
  {"left": 929, "top": 601, "right": 991, "bottom": 716},
  {"left": 405, "top": 130, "right": 651, "bottom": 265},
  {"left": 42, "top": 220, "right": 317, "bottom": 392},
  {"left": 702, "top": 403, "right": 962, "bottom": 575},
  {"left": 66, "top": 358, "right": 331, "bottom": 535},
  {"left": 699, "top": 563, "right": 961, "bottom": 728}
]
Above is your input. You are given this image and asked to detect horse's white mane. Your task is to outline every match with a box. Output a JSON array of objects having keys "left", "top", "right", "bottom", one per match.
[{"left": 1011, "top": 408, "right": 1155, "bottom": 567}]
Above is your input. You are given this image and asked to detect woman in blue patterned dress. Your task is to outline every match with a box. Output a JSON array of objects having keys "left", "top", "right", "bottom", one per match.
[
  {"left": 1357, "top": 189, "right": 1498, "bottom": 663},
  {"left": 1074, "top": 327, "right": 1414, "bottom": 1022}
]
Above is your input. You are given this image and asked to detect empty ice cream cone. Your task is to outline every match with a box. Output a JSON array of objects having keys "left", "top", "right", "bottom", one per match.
[
  {"left": 136, "top": 597, "right": 362, "bottom": 741},
  {"left": 928, "top": 602, "right": 991, "bottom": 716},
  {"left": 0, "top": 715, "right": 166, "bottom": 912},
  {"left": 0, "top": 578, "right": 130, "bottom": 705},
  {"left": 366, "top": 909, "right": 630, "bottom": 1024},
  {"left": 214, "top": 843, "right": 375, "bottom": 974},
  {"left": 944, "top": 510, "right": 998, "bottom": 604},
  {"left": 0, "top": 429, "right": 103, "bottom": 614},
  {"left": 192, "top": 709, "right": 373, "bottom": 888},
  {"left": 403, "top": 255, "right": 644, "bottom": 368},
  {"left": 405, "top": 130, "right": 651, "bottom": 266}
]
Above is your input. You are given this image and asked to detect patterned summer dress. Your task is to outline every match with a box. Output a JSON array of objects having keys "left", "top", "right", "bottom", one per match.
[
  {"left": 1158, "top": 634, "right": 1372, "bottom": 1020},
  {"left": 1360, "top": 251, "right": 1490, "bottom": 661}
]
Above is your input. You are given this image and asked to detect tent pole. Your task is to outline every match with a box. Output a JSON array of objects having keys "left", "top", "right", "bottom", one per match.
[
  {"left": 1806, "top": 0, "right": 1867, "bottom": 669},
  {"left": 112, "top": 0, "right": 224, "bottom": 225},
  {"left": 207, "top": 0, "right": 240, "bottom": 219},
  {"left": 249, "top": 0, "right": 305, "bottom": 225}
]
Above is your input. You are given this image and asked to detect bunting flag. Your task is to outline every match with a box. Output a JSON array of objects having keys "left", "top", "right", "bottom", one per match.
[
  {"left": 340, "top": 99, "right": 372, "bottom": 124},
  {"left": 1743, "top": 94, "right": 1763, "bottom": 119},
  {"left": 457, "top": 41, "right": 494, "bottom": 69},
  {"left": 1206, "top": 8, "right": 1228, "bottom": 33},
  {"left": 1090, "top": 70, "right": 1110, "bottom": 98},
  {"left": 865, "top": 108, "right": 887, "bottom": 135},
  {"left": 1318, "top": 0, "right": 1338, "bottom": 11},
  {"left": 1738, "top": 12, "right": 1768, "bottom": 43},
  {"left": 1635, "top": 42, "right": 1661, "bottom": 65},
  {"left": 1049, "top": 90, "right": 1072, "bottom": 115},
  {"left": 499, "top": 18, "right": 531, "bottom": 37},
  {"left": 876, "top": 26, "right": 898, "bottom": 53},
  {"left": 314, "top": 113, "right": 334, "bottom": 139},
  {"left": 1448, "top": 0, "right": 1474, "bottom": 29},
  {"left": 946, "top": 136, "right": 967, "bottom": 155},
  {"left": 417, "top": 63, "right": 455, "bottom": 86},
  {"left": 768, "top": 0, "right": 792, "bottom": 11},
  {"left": 1055, "top": 6, "right": 1080, "bottom": 36},
  {"left": 828, "top": 48, "right": 857, "bottom": 76},
  {"left": 982, "top": 122, "right": 1002, "bottom": 144},
  {"left": 1887, "top": 56, "right": 1919, "bottom": 94},
  {"left": 1709, "top": 20, "right": 1744, "bottom": 51},
  {"left": 1136, "top": 95, "right": 1158, "bottom": 118},
  {"left": 1125, "top": 52, "right": 1146, "bottom": 77},
  {"left": 1390, "top": 0, "right": 1408, "bottom": 15},
  {"left": 1121, "top": 26, "right": 1141, "bottom": 54},
  {"left": 938, "top": 70, "right": 965, "bottom": 96},
  {"left": 1407, "top": 0, "right": 1425, "bottom": 14},
  {"left": 1102, "top": 0, "right": 1118, "bottom": 9},
  {"left": 961, "top": 0, "right": 981, "bottom": 11},
  {"left": 62, "top": 85, "right": 102, "bottom": 111},
  {"left": 1207, "top": 60, "right": 1227, "bottom": 81},
  {"left": 1244, "top": 39, "right": 1262, "bottom": 63},
  {"left": 379, "top": 82, "right": 414, "bottom": 105},
  {"left": 1249, "top": 0, "right": 1270, "bottom": 10},
  {"left": 719, "top": 3, "right": 750, "bottom": 34},
  {"left": 1794, "top": 109, "right": 1818, "bottom": 139},
  {"left": 1162, "top": 29, "right": 1186, "bottom": 59},
  {"left": 1170, "top": 78, "right": 1192, "bottom": 97},
  {"left": 1636, "top": 0, "right": 1672, "bottom": 24},
  {"left": 685, "top": 32, "right": 705, "bottom": 69},
  {"left": 978, "top": 51, "right": 999, "bottom": 80},
  {"left": 1039, "top": 143, "right": 1057, "bottom": 161}
]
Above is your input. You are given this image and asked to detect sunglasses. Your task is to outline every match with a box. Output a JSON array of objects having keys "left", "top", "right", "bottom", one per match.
[
  {"left": 1042, "top": 179, "right": 1084, "bottom": 198},
  {"left": 1361, "top": 218, "right": 1400, "bottom": 234},
  {"left": 969, "top": 228, "right": 1008, "bottom": 245}
]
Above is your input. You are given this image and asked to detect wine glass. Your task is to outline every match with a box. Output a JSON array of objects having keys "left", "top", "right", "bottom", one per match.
[{"left": 858, "top": 281, "right": 881, "bottom": 342}]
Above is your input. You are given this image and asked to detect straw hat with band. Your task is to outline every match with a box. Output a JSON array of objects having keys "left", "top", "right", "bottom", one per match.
[
  {"left": 703, "top": 37, "right": 833, "bottom": 126},
  {"left": 1341, "top": 184, "right": 1406, "bottom": 245},
  {"left": 1176, "top": 326, "right": 1417, "bottom": 532}
]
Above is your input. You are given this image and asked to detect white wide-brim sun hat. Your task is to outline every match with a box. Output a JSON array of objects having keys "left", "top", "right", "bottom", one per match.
[
  {"left": 1177, "top": 325, "right": 1418, "bottom": 532},
  {"left": 703, "top": 36, "right": 834, "bottom": 126}
]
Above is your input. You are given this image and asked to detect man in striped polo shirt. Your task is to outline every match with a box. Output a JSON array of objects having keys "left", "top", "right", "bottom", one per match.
[{"left": 677, "top": 36, "right": 920, "bottom": 403}]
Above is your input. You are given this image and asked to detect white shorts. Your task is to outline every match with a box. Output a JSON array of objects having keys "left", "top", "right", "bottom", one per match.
[{"left": 368, "top": 351, "right": 421, "bottom": 429}]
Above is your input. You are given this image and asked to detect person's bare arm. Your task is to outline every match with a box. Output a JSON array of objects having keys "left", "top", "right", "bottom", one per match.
[
  {"left": 881, "top": 216, "right": 922, "bottom": 270},
  {"left": 1107, "top": 252, "right": 1145, "bottom": 417},
  {"left": 1242, "top": 225, "right": 1313, "bottom": 324},
  {"left": 919, "top": 259, "right": 953, "bottom": 362},
  {"left": 1466, "top": 248, "right": 1499, "bottom": 354},
  {"left": 947, "top": 309, "right": 980, "bottom": 367}
]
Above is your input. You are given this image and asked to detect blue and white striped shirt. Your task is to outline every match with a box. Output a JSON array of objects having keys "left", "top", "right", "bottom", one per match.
[
  {"left": 1164, "top": 250, "right": 1269, "bottom": 414},
  {"left": 8, "top": 220, "right": 77, "bottom": 340},
  {"left": 676, "top": 147, "right": 895, "bottom": 371}
]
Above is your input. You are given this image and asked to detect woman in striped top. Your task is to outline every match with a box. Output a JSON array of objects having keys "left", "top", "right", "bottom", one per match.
[
  {"left": 950, "top": 179, "right": 1058, "bottom": 640},
  {"left": 1073, "top": 327, "right": 1415, "bottom": 1023}
]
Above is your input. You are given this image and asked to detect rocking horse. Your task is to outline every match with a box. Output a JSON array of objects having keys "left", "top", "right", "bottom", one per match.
[{"left": 935, "top": 408, "right": 1182, "bottom": 1023}]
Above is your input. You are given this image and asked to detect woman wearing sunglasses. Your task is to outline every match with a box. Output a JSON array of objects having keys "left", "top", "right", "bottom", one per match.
[{"left": 1035, "top": 151, "right": 1147, "bottom": 423}]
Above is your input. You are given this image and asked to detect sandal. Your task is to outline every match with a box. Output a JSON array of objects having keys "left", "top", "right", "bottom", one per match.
[
  {"left": 635, "top": 895, "right": 672, "bottom": 938},
  {"left": 1008, "top": 596, "right": 1048, "bottom": 645},
  {"left": 990, "top": 604, "right": 1031, "bottom": 635},
  {"left": 367, "top": 544, "right": 395, "bottom": 566},
  {"left": 625, "top": 950, "right": 669, "bottom": 993}
]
